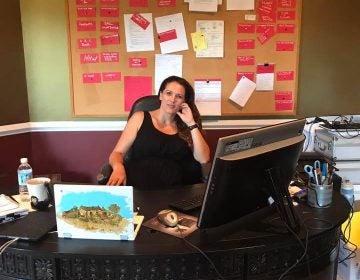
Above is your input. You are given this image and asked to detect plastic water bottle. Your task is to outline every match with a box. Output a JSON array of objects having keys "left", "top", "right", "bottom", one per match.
[
  {"left": 340, "top": 179, "right": 354, "bottom": 207},
  {"left": 17, "top": 157, "right": 33, "bottom": 201}
]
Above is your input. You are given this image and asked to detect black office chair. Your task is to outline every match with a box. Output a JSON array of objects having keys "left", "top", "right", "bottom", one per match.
[{"left": 97, "top": 95, "right": 210, "bottom": 185}]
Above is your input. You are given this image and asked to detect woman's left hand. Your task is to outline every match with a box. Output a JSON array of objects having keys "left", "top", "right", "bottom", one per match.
[{"left": 177, "top": 103, "right": 195, "bottom": 125}]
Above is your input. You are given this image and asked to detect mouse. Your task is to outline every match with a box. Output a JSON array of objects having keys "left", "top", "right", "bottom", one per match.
[{"left": 156, "top": 209, "right": 179, "bottom": 227}]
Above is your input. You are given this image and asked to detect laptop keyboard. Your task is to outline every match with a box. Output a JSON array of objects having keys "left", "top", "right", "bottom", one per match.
[{"left": 168, "top": 195, "right": 203, "bottom": 212}]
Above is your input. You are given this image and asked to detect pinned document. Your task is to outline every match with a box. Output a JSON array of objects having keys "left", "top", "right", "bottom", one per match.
[{"left": 229, "top": 76, "right": 256, "bottom": 107}]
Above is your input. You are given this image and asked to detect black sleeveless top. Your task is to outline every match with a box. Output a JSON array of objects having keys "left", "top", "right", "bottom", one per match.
[{"left": 124, "top": 111, "right": 202, "bottom": 189}]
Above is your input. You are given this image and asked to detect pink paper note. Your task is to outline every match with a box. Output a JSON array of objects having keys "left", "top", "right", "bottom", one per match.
[
  {"left": 77, "top": 20, "right": 96, "bottom": 32},
  {"left": 102, "top": 72, "right": 121, "bottom": 82},
  {"left": 101, "top": 52, "right": 119, "bottom": 62},
  {"left": 275, "top": 100, "right": 293, "bottom": 111},
  {"left": 278, "top": 0, "right": 296, "bottom": 8},
  {"left": 131, "top": 14, "right": 150, "bottom": 30},
  {"left": 276, "top": 71, "right": 294, "bottom": 81},
  {"left": 78, "top": 38, "right": 97, "bottom": 49},
  {"left": 80, "top": 53, "right": 99, "bottom": 64},
  {"left": 100, "top": 21, "right": 119, "bottom": 32},
  {"left": 129, "top": 58, "right": 147, "bottom": 68},
  {"left": 237, "top": 24, "right": 255, "bottom": 33},
  {"left": 237, "top": 56, "right": 255, "bottom": 66},
  {"left": 275, "top": 91, "right": 293, "bottom": 100},
  {"left": 100, "top": 0, "right": 119, "bottom": 4},
  {"left": 83, "top": 73, "right": 101, "bottom": 83},
  {"left": 257, "top": 27, "right": 276, "bottom": 44},
  {"left": 237, "top": 39, "right": 255, "bottom": 49},
  {"left": 77, "top": 7, "right": 96, "bottom": 17},
  {"left": 76, "top": 0, "right": 96, "bottom": 4},
  {"left": 100, "top": 34, "right": 120, "bottom": 45},
  {"left": 278, "top": 11, "right": 296, "bottom": 20},
  {"left": 100, "top": 7, "right": 119, "bottom": 17},
  {"left": 124, "top": 76, "right": 152, "bottom": 111},
  {"left": 236, "top": 72, "right": 255, "bottom": 81},
  {"left": 157, "top": 0, "right": 176, "bottom": 7},
  {"left": 276, "top": 41, "right": 295, "bottom": 51},
  {"left": 277, "top": 24, "right": 295, "bottom": 33},
  {"left": 158, "top": 29, "right": 177, "bottom": 43}
]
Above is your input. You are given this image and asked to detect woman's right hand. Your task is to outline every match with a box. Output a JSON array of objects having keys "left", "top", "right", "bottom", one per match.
[{"left": 106, "top": 164, "right": 127, "bottom": 186}]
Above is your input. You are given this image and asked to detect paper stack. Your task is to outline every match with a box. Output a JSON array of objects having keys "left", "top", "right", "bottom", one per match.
[{"left": 0, "top": 194, "right": 28, "bottom": 224}]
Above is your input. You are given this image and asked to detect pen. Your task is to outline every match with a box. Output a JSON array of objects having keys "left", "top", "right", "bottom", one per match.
[{"left": 321, "top": 163, "right": 327, "bottom": 183}]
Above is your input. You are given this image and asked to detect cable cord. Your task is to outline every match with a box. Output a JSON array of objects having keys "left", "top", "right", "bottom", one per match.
[
  {"left": 0, "top": 238, "right": 19, "bottom": 255},
  {"left": 278, "top": 220, "right": 312, "bottom": 280},
  {"left": 177, "top": 226, "right": 225, "bottom": 280}
]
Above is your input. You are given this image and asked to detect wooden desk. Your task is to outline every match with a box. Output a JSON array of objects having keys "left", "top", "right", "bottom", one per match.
[{"left": 0, "top": 184, "right": 351, "bottom": 280}]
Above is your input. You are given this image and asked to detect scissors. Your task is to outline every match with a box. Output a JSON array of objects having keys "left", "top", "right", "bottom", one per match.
[{"left": 304, "top": 165, "right": 315, "bottom": 182}]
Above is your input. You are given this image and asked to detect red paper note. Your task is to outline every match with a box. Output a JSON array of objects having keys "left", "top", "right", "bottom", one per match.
[
  {"left": 275, "top": 100, "right": 293, "bottom": 111},
  {"left": 237, "top": 39, "right": 255, "bottom": 49},
  {"left": 277, "top": 24, "right": 295, "bottom": 33},
  {"left": 278, "top": 0, "right": 296, "bottom": 8},
  {"left": 102, "top": 72, "right": 121, "bottom": 82},
  {"left": 236, "top": 72, "right": 255, "bottom": 81},
  {"left": 157, "top": 0, "right": 176, "bottom": 7},
  {"left": 77, "top": 20, "right": 96, "bottom": 32},
  {"left": 80, "top": 53, "right": 99, "bottom": 64},
  {"left": 131, "top": 14, "right": 151, "bottom": 30},
  {"left": 276, "top": 71, "right": 294, "bottom": 81},
  {"left": 100, "top": 34, "right": 120, "bottom": 45},
  {"left": 275, "top": 91, "right": 293, "bottom": 100},
  {"left": 278, "top": 11, "right": 296, "bottom": 20},
  {"left": 100, "top": 7, "right": 119, "bottom": 17},
  {"left": 124, "top": 76, "right": 152, "bottom": 111},
  {"left": 237, "top": 24, "right": 255, "bottom": 33},
  {"left": 78, "top": 38, "right": 97, "bottom": 49},
  {"left": 129, "top": 58, "right": 147, "bottom": 68},
  {"left": 276, "top": 41, "right": 295, "bottom": 51},
  {"left": 77, "top": 7, "right": 96, "bottom": 17},
  {"left": 83, "top": 73, "right": 101, "bottom": 83},
  {"left": 158, "top": 29, "right": 177, "bottom": 43},
  {"left": 237, "top": 56, "right": 255, "bottom": 66},
  {"left": 100, "top": 0, "right": 119, "bottom": 4},
  {"left": 76, "top": 0, "right": 96, "bottom": 5},
  {"left": 100, "top": 21, "right": 119, "bottom": 32},
  {"left": 101, "top": 52, "right": 119, "bottom": 62}
]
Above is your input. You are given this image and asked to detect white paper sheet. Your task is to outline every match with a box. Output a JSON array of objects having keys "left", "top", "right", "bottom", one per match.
[
  {"left": 256, "top": 73, "right": 274, "bottom": 91},
  {"left": 229, "top": 76, "right": 256, "bottom": 107},
  {"left": 124, "top": 13, "right": 154, "bottom": 52},
  {"left": 227, "top": 0, "right": 254, "bottom": 10},
  {"left": 154, "top": 54, "right": 183, "bottom": 94},
  {"left": 194, "top": 79, "right": 221, "bottom": 116},
  {"left": 189, "top": 0, "right": 218, "bottom": 12},
  {"left": 155, "top": 13, "right": 188, "bottom": 54},
  {"left": 196, "top": 20, "right": 224, "bottom": 58}
]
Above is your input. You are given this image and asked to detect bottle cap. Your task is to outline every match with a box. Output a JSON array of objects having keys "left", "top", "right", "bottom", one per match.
[{"left": 20, "top": 158, "right": 28, "bottom": 164}]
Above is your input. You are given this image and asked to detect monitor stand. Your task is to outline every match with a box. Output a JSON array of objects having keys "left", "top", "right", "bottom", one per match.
[{"left": 265, "top": 167, "right": 300, "bottom": 233}]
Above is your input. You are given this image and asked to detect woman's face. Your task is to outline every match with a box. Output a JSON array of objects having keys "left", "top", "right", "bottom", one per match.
[{"left": 160, "top": 81, "right": 186, "bottom": 113}]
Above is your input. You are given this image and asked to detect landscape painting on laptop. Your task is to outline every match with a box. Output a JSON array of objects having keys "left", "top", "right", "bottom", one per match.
[{"left": 54, "top": 184, "right": 135, "bottom": 240}]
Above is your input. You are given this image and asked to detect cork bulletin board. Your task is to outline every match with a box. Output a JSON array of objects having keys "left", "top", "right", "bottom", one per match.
[{"left": 66, "top": 0, "right": 301, "bottom": 117}]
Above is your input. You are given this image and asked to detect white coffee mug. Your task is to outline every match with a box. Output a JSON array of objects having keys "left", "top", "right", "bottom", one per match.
[{"left": 26, "top": 177, "right": 51, "bottom": 210}]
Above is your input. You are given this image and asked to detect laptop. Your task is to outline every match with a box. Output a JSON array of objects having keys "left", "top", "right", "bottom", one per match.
[
  {"left": 53, "top": 184, "right": 139, "bottom": 241},
  {"left": 0, "top": 208, "right": 56, "bottom": 241}
]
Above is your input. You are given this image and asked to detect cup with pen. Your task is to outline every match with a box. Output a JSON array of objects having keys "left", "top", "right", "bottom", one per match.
[{"left": 304, "top": 160, "right": 333, "bottom": 208}]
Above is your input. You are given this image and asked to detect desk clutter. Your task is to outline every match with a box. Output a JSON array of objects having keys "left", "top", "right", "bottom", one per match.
[{"left": 0, "top": 194, "right": 28, "bottom": 224}]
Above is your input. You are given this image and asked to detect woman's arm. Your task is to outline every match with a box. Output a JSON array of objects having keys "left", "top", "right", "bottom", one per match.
[
  {"left": 107, "top": 112, "right": 144, "bottom": 185},
  {"left": 177, "top": 103, "right": 210, "bottom": 164}
]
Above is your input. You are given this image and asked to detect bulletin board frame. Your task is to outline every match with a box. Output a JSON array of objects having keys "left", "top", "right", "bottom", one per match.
[{"left": 66, "top": 0, "right": 302, "bottom": 117}]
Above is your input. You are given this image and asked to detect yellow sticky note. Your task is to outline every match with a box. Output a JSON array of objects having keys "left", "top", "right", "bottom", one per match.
[{"left": 191, "top": 32, "right": 207, "bottom": 52}]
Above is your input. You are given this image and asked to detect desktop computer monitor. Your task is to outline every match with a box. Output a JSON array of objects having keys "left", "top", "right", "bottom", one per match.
[{"left": 197, "top": 119, "right": 306, "bottom": 232}]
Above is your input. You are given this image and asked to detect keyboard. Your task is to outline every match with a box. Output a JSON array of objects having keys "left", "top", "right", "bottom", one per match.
[{"left": 168, "top": 195, "right": 203, "bottom": 212}]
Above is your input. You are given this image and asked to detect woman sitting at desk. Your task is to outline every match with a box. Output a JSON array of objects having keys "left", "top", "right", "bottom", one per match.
[{"left": 107, "top": 76, "right": 210, "bottom": 189}]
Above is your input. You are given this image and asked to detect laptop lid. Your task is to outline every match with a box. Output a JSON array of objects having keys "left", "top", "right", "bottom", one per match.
[
  {"left": 0, "top": 209, "right": 56, "bottom": 241},
  {"left": 54, "top": 184, "right": 135, "bottom": 240}
]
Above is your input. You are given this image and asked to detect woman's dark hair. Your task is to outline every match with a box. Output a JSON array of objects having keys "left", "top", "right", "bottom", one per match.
[{"left": 158, "top": 76, "right": 203, "bottom": 146}]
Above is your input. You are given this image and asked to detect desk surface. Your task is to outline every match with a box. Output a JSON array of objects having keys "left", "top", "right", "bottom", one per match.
[{"left": 0, "top": 184, "right": 351, "bottom": 280}]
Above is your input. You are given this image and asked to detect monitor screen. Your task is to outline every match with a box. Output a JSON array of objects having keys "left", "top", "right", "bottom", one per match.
[{"left": 197, "top": 119, "right": 306, "bottom": 231}]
